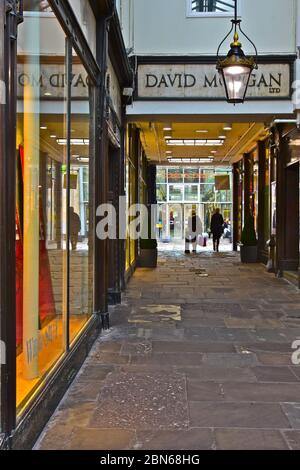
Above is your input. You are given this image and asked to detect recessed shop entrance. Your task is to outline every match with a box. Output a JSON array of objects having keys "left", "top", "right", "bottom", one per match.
[{"left": 282, "top": 161, "right": 300, "bottom": 277}]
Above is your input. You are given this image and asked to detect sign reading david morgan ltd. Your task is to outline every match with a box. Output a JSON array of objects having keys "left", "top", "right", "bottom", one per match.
[{"left": 137, "top": 63, "right": 291, "bottom": 100}]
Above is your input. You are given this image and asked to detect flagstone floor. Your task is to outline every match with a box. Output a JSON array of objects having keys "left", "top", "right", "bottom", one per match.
[{"left": 35, "top": 248, "right": 300, "bottom": 450}]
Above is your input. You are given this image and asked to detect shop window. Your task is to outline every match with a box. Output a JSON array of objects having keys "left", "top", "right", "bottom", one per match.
[
  {"left": 184, "top": 168, "right": 199, "bottom": 184},
  {"left": 69, "top": 49, "right": 93, "bottom": 344},
  {"left": 168, "top": 168, "right": 183, "bottom": 184},
  {"left": 156, "top": 184, "right": 167, "bottom": 202},
  {"left": 201, "top": 184, "right": 216, "bottom": 202},
  {"left": 169, "top": 185, "right": 184, "bottom": 202},
  {"left": 200, "top": 170, "right": 215, "bottom": 184},
  {"left": 216, "top": 189, "right": 231, "bottom": 203},
  {"left": 16, "top": 10, "right": 94, "bottom": 414},
  {"left": 187, "top": 0, "right": 235, "bottom": 16},
  {"left": 16, "top": 12, "right": 67, "bottom": 413},
  {"left": 184, "top": 185, "right": 199, "bottom": 202},
  {"left": 157, "top": 167, "right": 167, "bottom": 184},
  {"left": 125, "top": 160, "right": 130, "bottom": 271}
]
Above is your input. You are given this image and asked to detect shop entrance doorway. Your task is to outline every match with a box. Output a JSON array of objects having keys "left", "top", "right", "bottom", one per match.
[{"left": 282, "top": 161, "right": 300, "bottom": 276}]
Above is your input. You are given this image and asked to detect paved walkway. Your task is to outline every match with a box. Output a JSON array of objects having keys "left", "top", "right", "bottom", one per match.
[{"left": 35, "top": 250, "right": 300, "bottom": 450}]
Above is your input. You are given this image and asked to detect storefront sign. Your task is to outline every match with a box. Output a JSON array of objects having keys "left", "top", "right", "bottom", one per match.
[
  {"left": 137, "top": 63, "right": 291, "bottom": 100},
  {"left": 17, "top": 63, "right": 89, "bottom": 99}
]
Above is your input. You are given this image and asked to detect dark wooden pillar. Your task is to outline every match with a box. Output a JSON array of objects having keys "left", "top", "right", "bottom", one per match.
[
  {"left": 276, "top": 130, "right": 286, "bottom": 275},
  {"left": 243, "top": 153, "right": 252, "bottom": 222},
  {"left": 94, "top": 15, "right": 109, "bottom": 315},
  {"left": 257, "top": 141, "right": 267, "bottom": 263},
  {"left": 107, "top": 144, "right": 122, "bottom": 305},
  {"left": 0, "top": 0, "right": 18, "bottom": 434},
  {"left": 146, "top": 163, "right": 157, "bottom": 239},
  {"left": 232, "top": 163, "right": 239, "bottom": 251},
  {"left": 147, "top": 164, "right": 157, "bottom": 206}
]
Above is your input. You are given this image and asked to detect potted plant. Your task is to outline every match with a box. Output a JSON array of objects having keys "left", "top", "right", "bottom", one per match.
[
  {"left": 240, "top": 215, "right": 258, "bottom": 263},
  {"left": 138, "top": 237, "right": 158, "bottom": 268}
]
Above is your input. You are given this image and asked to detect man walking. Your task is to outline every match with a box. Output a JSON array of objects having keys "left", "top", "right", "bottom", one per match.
[{"left": 210, "top": 208, "right": 224, "bottom": 252}]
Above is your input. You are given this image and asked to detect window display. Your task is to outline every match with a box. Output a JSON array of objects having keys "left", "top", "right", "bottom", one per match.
[
  {"left": 16, "top": 9, "right": 94, "bottom": 413},
  {"left": 156, "top": 166, "right": 233, "bottom": 241}
]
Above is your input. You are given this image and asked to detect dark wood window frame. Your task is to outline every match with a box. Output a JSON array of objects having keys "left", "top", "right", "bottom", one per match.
[{"left": 0, "top": 0, "right": 102, "bottom": 438}]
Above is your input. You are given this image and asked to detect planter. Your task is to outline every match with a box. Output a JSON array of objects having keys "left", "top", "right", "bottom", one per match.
[
  {"left": 240, "top": 245, "right": 258, "bottom": 263},
  {"left": 138, "top": 248, "right": 158, "bottom": 268}
]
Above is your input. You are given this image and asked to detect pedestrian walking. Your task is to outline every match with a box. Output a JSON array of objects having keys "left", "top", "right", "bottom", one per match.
[
  {"left": 210, "top": 208, "right": 224, "bottom": 252},
  {"left": 185, "top": 210, "right": 203, "bottom": 254},
  {"left": 70, "top": 207, "right": 81, "bottom": 250}
]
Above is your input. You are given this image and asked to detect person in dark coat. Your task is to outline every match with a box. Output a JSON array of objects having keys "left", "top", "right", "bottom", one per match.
[
  {"left": 210, "top": 208, "right": 224, "bottom": 252},
  {"left": 70, "top": 207, "right": 81, "bottom": 250}
]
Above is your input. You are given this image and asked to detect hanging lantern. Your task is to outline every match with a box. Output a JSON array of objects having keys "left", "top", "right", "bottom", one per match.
[{"left": 216, "top": 1, "right": 258, "bottom": 104}]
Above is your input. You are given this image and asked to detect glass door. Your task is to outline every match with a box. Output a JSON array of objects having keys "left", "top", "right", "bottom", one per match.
[
  {"left": 169, "top": 204, "right": 183, "bottom": 239},
  {"left": 184, "top": 204, "right": 200, "bottom": 237}
]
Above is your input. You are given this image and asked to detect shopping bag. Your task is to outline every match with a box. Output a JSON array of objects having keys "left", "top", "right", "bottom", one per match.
[{"left": 198, "top": 234, "right": 204, "bottom": 246}]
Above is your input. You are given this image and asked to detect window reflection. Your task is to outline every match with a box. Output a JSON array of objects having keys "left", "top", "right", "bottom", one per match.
[
  {"left": 16, "top": 11, "right": 94, "bottom": 414},
  {"left": 69, "top": 49, "right": 93, "bottom": 344},
  {"left": 23, "top": 1, "right": 52, "bottom": 12},
  {"left": 16, "top": 12, "right": 66, "bottom": 413}
]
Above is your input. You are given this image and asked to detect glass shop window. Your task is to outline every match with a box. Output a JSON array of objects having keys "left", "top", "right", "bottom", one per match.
[{"left": 16, "top": 9, "right": 94, "bottom": 414}]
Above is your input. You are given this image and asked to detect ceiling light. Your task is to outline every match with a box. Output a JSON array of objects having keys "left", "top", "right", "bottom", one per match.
[
  {"left": 219, "top": 135, "right": 227, "bottom": 139},
  {"left": 50, "top": 135, "right": 57, "bottom": 139},
  {"left": 289, "top": 139, "right": 300, "bottom": 146},
  {"left": 76, "top": 157, "right": 89, "bottom": 163},
  {"left": 223, "top": 124, "right": 232, "bottom": 131},
  {"left": 164, "top": 135, "right": 172, "bottom": 139},
  {"left": 211, "top": 150, "right": 217, "bottom": 154},
  {"left": 196, "top": 130, "right": 208, "bottom": 133},
  {"left": 166, "top": 139, "right": 224, "bottom": 147},
  {"left": 44, "top": 92, "right": 52, "bottom": 97},
  {"left": 163, "top": 127, "right": 172, "bottom": 131},
  {"left": 57, "top": 138, "right": 90, "bottom": 146},
  {"left": 167, "top": 157, "right": 214, "bottom": 164},
  {"left": 40, "top": 126, "right": 47, "bottom": 130}
]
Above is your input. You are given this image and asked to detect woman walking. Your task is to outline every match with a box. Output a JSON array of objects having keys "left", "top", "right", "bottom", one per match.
[{"left": 210, "top": 208, "right": 224, "bottom": 252}]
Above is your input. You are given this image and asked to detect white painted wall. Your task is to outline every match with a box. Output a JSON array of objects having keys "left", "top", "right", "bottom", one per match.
[{"left": 120, "top": 0, "right": 297, "bottom": 56}]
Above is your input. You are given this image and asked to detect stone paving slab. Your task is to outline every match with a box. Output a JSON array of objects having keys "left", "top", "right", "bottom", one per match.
[
  {"left": 252, "top": 366, "right": 300, "bottom": 383},
  {"left": 189, "top": 402, "right": 291, "bottom": 428},
  {"left": 152, "top": 341, "right": 236, "bottom": 353},
  {"left": 215, "top": 429, "right": 289, "bottom": 450},
  {"left": 35, "top": 249, "right": 300, "bottom": 450},
  {"left": 283, "top": 431, "right": 300, "bottom": 449},
  {"left": 135, "top": 429, "right": 214, "bottom": 450},
  {"left": 89, "top": 372, "right": 188, "bottom": 431}
]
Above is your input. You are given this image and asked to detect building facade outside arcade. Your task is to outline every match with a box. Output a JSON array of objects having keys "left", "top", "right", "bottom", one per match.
[{"left": 0, "top": 0, "right": 135, "bottom": 449}]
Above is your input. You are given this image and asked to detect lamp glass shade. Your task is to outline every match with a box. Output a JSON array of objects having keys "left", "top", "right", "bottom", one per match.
[{"left": 221, "top": 64, "right": 252, "bottom": 104}]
